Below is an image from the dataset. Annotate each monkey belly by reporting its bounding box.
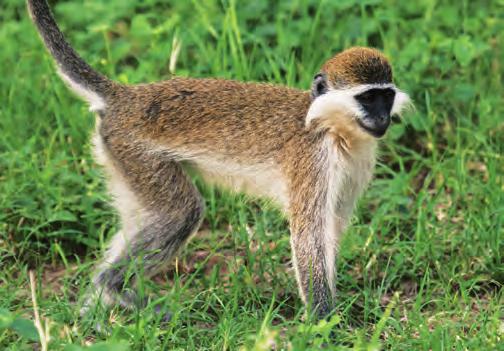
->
[189,156,289,211]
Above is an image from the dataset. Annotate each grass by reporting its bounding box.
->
[0,0,503,349]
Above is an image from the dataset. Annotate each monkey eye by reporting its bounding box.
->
[383,89,395,100]
[357,88,396,105]
[357,91,374,104]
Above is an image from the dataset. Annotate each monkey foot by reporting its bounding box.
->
[153,304,172,324]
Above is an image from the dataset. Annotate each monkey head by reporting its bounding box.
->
[306,47,411,138]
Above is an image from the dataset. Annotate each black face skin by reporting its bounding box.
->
[355,88,395,138]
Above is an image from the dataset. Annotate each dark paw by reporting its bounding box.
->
[153,304,172,324]
[140,297,172,325]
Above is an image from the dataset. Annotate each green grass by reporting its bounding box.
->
[1,0,503,349]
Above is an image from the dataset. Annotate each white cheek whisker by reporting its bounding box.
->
[391,89,413,116]
[305,89,364,127]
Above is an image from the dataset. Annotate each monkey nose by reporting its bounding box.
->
[357,113,391,138]
[373,113,391,135]
[376,113,391,128]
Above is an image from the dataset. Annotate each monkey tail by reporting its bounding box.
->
[27,0,116,112]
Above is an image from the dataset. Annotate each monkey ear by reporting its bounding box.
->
[311,73,328,100]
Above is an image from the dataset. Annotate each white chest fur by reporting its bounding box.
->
[323,136,377,295]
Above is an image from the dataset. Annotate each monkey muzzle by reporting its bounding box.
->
[356,112,391,138]
[355,87,395,138]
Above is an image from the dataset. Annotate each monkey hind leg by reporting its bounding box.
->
[86,144,204,313]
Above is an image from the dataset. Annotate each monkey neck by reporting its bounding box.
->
[331,132,377,202]
[323,130,377,220]
[326,125,377,161]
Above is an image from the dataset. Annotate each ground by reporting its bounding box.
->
[0,0,502,350]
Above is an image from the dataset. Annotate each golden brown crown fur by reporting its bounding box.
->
[321,47,393,88]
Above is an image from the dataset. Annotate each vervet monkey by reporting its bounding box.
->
[27,0,410,319]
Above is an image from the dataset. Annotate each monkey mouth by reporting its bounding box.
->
[356,115,390,138]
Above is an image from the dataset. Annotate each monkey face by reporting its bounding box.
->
[354,87,395,137]
[306,79,410,139]
[306,47,411,138]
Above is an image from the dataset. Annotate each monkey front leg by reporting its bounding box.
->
[290,223,336,318]
[289,178,340,319]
